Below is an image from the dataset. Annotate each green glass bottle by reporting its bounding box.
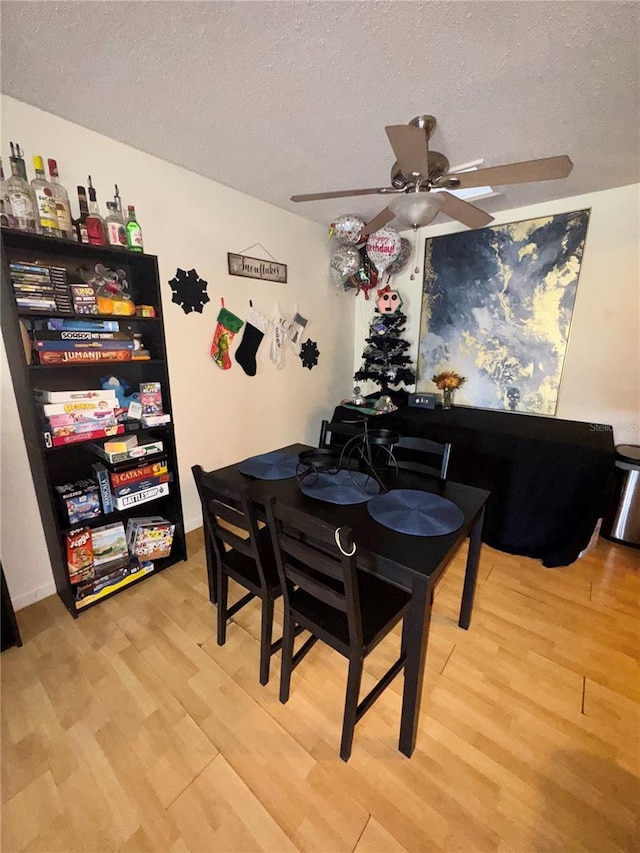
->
[126,204,143,253]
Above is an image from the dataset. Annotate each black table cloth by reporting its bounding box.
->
[332,403,616,567]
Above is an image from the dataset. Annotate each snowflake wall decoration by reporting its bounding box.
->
[300,339,320,370]
[168,268,210,314]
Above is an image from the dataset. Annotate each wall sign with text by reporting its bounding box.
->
[227,253,287,283]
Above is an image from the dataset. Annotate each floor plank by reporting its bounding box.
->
[1,531,638,852]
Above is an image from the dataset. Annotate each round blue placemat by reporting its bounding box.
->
[367,489,464,536]
[238,451,299,480]
[299,469,381,505]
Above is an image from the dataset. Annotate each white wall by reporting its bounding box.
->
[1,95,355,609]
[354,184,640,440]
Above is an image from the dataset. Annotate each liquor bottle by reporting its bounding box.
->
[5,146,37,232]
[86,176,105,246]
[11,142,28,180]
[105,201,127,248]
[31,155,61,237]
[47,159,75,240]
[0,158,18,228]
[126,205,143,252]
[114,184,123,217]
[76,186,90,243]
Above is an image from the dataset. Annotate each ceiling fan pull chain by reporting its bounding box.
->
[410,226,420,280]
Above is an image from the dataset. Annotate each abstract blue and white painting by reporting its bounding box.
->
[417,210,590,414]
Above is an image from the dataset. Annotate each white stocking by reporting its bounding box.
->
[269,304,291,369]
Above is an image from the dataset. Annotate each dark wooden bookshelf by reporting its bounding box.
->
[1,228,187,618]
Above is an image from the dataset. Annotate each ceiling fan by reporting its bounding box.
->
[291,115,573,235]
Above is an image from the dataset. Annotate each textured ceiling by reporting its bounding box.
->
[1,1,639,227]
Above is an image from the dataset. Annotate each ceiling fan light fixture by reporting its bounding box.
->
[388,193,444,228]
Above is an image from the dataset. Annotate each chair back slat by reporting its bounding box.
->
[393,435,452,480]
[284,562,348,612]
[279,534,344,582]
[266,498,362,645]
[319,419,366,449]
[210,498,251,531]
[192,464,270,586]
[212,523,254,557]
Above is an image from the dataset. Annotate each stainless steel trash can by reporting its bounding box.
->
[602,444,640,547]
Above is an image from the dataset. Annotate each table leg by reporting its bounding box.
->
[459,506,485,630]
[399,574,432,757]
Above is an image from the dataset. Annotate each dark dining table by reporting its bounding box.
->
[332,403,616,567]
[207,443,490,757]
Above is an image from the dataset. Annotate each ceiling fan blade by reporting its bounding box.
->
[361,207,395,236]
[451,155,574,189]
[437,192,494,229]
[385,125,430,178]
[291,187,395,202]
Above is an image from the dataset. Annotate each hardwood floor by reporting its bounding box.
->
[2,530,638,852]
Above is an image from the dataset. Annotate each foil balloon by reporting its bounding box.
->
[331,214,366,246]
[329,245,360,290]
[347,245,378,299]
[366,227,401,280]
[386,237,412,276]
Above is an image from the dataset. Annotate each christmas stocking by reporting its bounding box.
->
[269,303,291,369]
[210,305,243,370]
[288,310,308,356]
[235,303,269,376]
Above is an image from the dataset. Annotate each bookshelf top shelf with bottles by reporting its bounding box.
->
[0,227,156,261]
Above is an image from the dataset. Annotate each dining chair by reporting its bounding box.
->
[192,465,282,685]
[318,418,367,449]
[392,435,452,481]
[265,497,411,761]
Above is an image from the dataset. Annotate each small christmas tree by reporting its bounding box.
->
[354,287,415,397]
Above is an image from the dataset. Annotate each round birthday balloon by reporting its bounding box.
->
[366,227,401,279]
[332,214,366,246]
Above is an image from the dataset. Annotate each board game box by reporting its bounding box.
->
[109,459,168,489]
[91,522,128,570]
[55,479,101,524]
[65,527,95,584]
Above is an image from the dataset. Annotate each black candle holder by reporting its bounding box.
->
[298,425,400,493]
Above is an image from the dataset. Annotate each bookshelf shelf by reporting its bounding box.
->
[18,310,161,322]
[29,359,165,371]
[1,228,187,618]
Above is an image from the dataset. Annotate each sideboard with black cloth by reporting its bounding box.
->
[332,404,615,567]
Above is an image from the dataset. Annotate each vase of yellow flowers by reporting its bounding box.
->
[432,371,466,409]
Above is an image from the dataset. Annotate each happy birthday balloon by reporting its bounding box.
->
[366,227,401,279]
[331,214,366,246]
[386,237,412,276]
[329,245,360,289]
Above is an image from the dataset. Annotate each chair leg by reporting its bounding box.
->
[204,534,217,604]
[259,595,274,686]
[279,611,296,704]
[217,570,228,646]
[340,656,363,761]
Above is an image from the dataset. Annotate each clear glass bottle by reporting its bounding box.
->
[76,185,90,243]
[6,151,37,232]
[105,201,127,248]
[31,155,61,237]
[47,159,75,240]
[1,158,18,228]
[126,205,143,252]
[114,184,123,217]
[86,176,105,246]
